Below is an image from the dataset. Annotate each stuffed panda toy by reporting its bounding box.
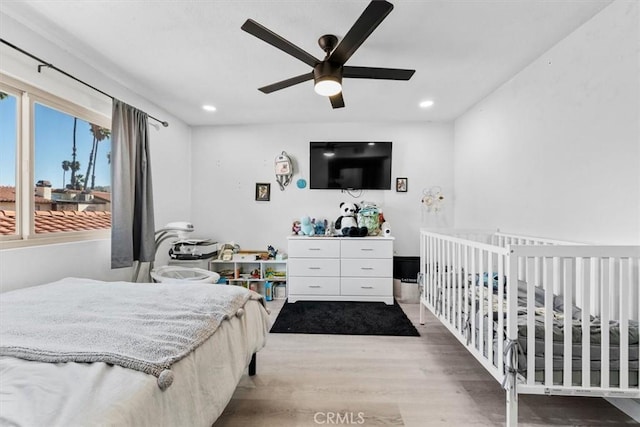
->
[335,202,368,237]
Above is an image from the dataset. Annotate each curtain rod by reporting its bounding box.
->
[0,38,169,127]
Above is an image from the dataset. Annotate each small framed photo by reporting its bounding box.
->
[255,183,271,201]
[396,177,408,193]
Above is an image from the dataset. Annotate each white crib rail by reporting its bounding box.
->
[420,229,510,383]
[509,245,640,396]
[494,231,578,247]
[420,229,640,426]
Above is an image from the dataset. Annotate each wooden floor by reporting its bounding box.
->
[214,299,636,427]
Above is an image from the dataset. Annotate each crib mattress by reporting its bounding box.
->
[447,282,640,388]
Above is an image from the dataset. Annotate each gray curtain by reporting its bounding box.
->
[110,99,156,269]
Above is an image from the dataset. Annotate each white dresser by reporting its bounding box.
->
[287,236,394,305]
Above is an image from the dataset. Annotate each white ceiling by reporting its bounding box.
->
[1,0,612,127]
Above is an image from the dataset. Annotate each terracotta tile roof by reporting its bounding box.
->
[0,186,51,204]
[0,210,111,235]
[91,191,111,203]
[0,210,16,235]
[0,186,16,203]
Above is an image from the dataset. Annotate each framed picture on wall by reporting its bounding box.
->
[255,183,271,201]
[396,177,408,193]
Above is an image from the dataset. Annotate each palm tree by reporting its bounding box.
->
[70,117,78,188]
[74,174,85,190]
[0,92,7,100]
[84,124,111,190]
[61,160,70,188]
[69,161,81,189]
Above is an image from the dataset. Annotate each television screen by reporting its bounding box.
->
[309,141,392,190]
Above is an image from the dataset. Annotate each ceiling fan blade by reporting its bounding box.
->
[328,0,394,65]
[343,66,415,80]
[242,19,320,67]
[329,92,345,109]
[258,72,314,93]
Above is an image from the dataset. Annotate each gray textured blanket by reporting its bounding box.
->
[0,278,262,390]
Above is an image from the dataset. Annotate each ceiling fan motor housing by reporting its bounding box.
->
[314,61,342,83]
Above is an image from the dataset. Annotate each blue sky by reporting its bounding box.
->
[0,95,111,190]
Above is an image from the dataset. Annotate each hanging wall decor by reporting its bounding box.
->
[274,151,293,191]
[421,186,444,213]
[255,183,271,201]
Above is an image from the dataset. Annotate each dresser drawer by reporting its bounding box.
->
[341,259,393,277]
[288,277,340,295]
[341,278,391,296]
[288,239,340,258]
[288,258,340,277]
[340,239,393,259]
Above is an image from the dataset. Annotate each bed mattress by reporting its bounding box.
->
[0,295,269,426]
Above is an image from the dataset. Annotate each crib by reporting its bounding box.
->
[418,229,640,426]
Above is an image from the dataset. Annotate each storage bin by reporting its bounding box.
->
[393,279,419,303]
[393,256,420,283]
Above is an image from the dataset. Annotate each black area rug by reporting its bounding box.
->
[270,300,419,336]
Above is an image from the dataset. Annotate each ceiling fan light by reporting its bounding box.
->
[313,62,342,97]
[314,79,342,97]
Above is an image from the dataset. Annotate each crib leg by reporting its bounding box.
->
[506,387,518,426]
[419,299,425,325]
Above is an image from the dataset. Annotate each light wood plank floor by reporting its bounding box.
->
[214,299,636,427]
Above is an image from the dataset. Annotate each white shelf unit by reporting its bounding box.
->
[209,258,287,299]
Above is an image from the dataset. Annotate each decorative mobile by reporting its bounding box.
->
[421,186,445,213]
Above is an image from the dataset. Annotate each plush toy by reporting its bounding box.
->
[314,218,327,236]
[267,245,278,259]
[335,202,368,237]
[300,216,315,236]
[292,220,301,235]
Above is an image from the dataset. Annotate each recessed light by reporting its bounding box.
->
[419,100,434,108]
[202,105,217,112]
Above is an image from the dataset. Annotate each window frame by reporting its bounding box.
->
[0,74,111,249]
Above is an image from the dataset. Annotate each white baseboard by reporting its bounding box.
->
[606,398,640,423]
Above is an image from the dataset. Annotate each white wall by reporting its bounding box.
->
[0,12,193,291]
[453,0,639,244]
[190,122,454,257]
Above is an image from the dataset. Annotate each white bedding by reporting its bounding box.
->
[0,287,269,427]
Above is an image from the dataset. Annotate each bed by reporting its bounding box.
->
[0,277,270,426]
[419,229,639,426]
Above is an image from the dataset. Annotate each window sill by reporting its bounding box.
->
[0,229,111,250]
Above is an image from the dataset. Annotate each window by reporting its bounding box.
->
[0,75,111,246]
[0,89,18,236]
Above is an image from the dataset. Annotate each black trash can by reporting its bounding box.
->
[393,256,420,303]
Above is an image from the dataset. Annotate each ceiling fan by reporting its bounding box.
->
[241,0,415,109]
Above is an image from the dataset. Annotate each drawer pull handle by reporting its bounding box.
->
[361,267,374,270]
[308,267,321,270]
[308,248,321,251]
[361,286,374,289]
[309,285,321,288]
[361,248,374,251]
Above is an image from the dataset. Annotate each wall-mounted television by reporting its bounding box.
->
[309,141,392,190]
